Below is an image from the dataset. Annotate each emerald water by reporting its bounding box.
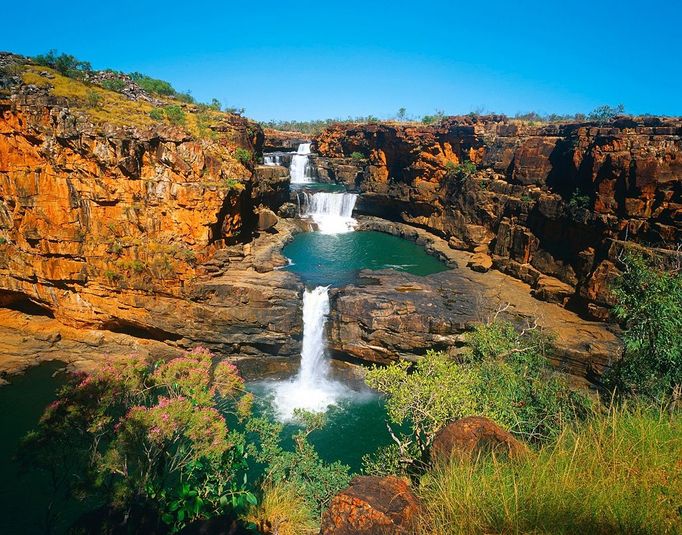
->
[283,230,448,287]
[0,362,71,534]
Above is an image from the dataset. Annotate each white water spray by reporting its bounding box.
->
[290,143,313,184]
[271,286,350,420]
[263,154,282,166]
[300,192,358,234]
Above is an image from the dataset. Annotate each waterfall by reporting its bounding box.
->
[290,143,312,183]
[300,192,358,234]
[263,154,282,166]
[272,286,349,420]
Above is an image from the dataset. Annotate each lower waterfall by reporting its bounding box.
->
[271,286,350,420]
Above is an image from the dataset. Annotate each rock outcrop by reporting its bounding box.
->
[0,65,302,369]
[430,416,528,463]
[328,217,621,381]
[314,117,682,319]
[320,476,420,535]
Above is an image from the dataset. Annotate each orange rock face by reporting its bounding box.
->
[314,116,682,317]
[0,96,302,361]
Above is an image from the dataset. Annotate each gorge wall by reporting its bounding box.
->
[313,117,682,319]
[0,68,301,368]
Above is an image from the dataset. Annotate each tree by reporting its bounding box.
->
[397,107,407,121]
[604,251,682,402]
[20,348,256,533]
[588,104,625,125]
[363,321,591,475]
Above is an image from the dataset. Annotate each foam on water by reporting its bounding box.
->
[299,191,358,234]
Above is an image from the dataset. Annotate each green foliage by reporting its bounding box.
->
[604,252,682,402]
[588,104,625,124]
[445,160,477,181]
[84,89,101,109]
[397,107,407,121]
[103,269,123,284]
[32,50,92,79]
[209,98,222,111]
[422,110,445,125]
[233,147,252,166]
[149,108,164,121]
[20,348,255,533]
[175,91,195,104]
[100,78,126,92]
[246,409,352,513]
[417,404,682,535]
[163,105,186,126]
[364,321,591,474]
[0,236,6,245]
[350,151,365,161]
[129,72,176,96]
[567,189,591,214]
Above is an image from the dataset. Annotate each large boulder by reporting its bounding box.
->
[430,416,527,463]
[320,476,420,535]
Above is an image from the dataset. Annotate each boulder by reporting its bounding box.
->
[430,416,527,463]
[468,252,493,272]
[320,476,420,535]
[256,208,278,231]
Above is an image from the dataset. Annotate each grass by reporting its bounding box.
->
[417,405,682,534]
[246,483,318,535]
[21,65,233,139]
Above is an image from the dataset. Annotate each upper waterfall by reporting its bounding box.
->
[300,192,358,234]
[290,143,313,184]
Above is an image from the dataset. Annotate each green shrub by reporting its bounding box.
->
[103,269,123,283]
[233,148,252,166]
[163,105,186,125]
[350,151,365,161]
[129,72,176,95]
[149,108,164,121]
[33,50,92,79]
[364,321,590,474]
[246,410,351,513]
[568,189,591,214]
[0,236,6,245]
[19,349,257,533]
[445,160,476,181]
[588,104,625,125]
[417,405,682,535]
[604,252,682,402]
[101,78,126,92]
[84,89,102,109]
[175,91,195,104]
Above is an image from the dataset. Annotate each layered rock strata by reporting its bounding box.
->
[314,117,682,319]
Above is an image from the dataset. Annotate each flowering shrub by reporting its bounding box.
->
[21,348,256,533]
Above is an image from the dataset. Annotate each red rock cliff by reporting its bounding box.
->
[313,116,682,318]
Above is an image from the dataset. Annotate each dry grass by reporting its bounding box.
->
[417,405,682,534]
[245,482,318,535]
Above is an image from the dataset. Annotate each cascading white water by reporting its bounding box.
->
[271,286,350,420]
[263,154,282,166]
[290,143,312,183]
[300,192,358,234]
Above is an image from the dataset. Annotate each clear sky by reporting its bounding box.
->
[2,0,680,121]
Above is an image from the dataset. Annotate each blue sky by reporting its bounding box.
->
[3,0,680,120]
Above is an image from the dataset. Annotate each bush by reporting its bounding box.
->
[246,410,351,513]
[84,89,101,109]
[364,321,590,474]
[233,148,252,166]
[604,252,682,402]
[163,105,186,126]
[129,72,176,96]
[588,104,625,125]
[149,108,164,121]
[350,151,365,161]
[101,78,126,92]
[19,349,256,533]
[445,160,476,181]
[568,189,591,214]
[417,405,682,535]
[33,50,92,79]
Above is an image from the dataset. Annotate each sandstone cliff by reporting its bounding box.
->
[0,55,300,366]
[313,116,682,318]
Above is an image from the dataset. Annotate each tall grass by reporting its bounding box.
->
[246,482,318,535]
[418,405,681,534]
